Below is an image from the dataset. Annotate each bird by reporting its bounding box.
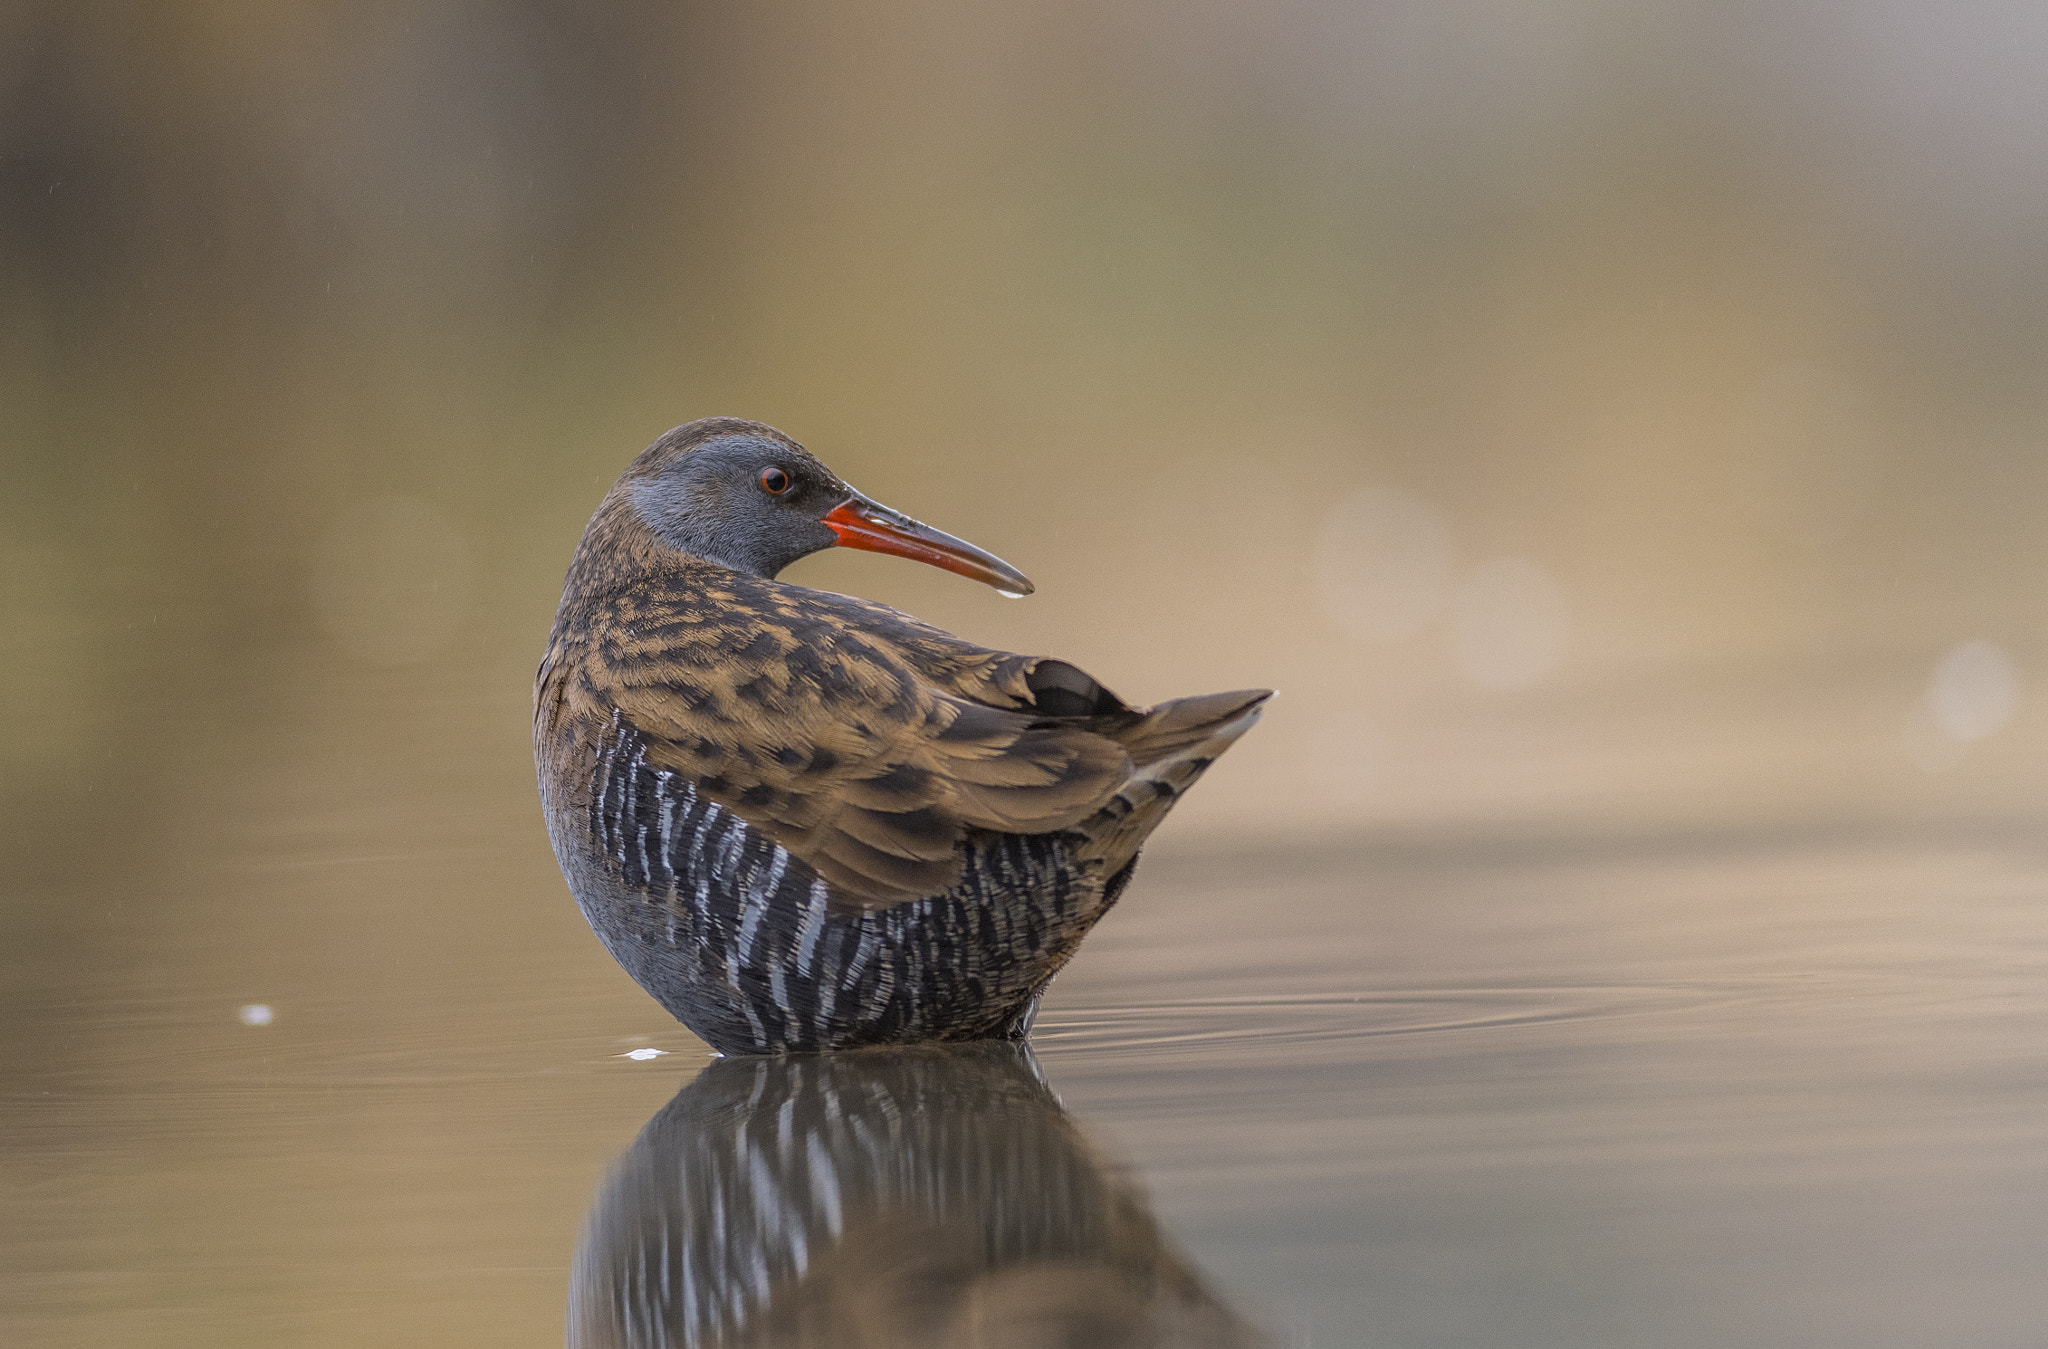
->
[535,417,1269,1056]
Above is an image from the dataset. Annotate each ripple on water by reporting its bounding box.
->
[1032,983,1755,1065]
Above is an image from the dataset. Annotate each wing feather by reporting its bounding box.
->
[561,569,1139,910]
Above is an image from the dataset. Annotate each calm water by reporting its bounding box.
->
[9,775,2048,1346]
[15,3,2048,1343]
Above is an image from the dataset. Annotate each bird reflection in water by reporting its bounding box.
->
[569,1042,1266,1348]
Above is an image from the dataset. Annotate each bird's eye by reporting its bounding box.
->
[759,466,793,496]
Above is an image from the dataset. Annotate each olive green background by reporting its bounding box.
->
[7,5,2048,1345]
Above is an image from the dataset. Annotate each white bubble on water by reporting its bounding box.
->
[238,1004,274,1026]
[1928,640,2018,743]
[620,1047,668,1061]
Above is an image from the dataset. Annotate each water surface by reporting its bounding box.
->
[13,5,2048,1343]
[9,806,2048,1346]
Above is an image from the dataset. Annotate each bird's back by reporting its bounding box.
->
[537,557,1267,1053]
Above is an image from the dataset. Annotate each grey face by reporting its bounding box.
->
[629,434,849,579]
[620,418,1036,595]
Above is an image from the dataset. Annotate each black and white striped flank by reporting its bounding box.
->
[568,715,1130,1056]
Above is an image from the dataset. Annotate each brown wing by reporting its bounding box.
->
[556,568,1138,910]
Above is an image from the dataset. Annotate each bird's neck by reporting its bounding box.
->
[554,494,752,621]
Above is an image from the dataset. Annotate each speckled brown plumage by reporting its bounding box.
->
[535,418,1269,1054]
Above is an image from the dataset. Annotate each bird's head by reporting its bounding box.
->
[621,418,1034,596]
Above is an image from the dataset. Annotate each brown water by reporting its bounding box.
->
[13,4,2048,1343]
[9,726,2048,1347]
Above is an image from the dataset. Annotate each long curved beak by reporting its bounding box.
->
[820,492,1035,597]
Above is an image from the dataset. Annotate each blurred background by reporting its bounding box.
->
[7,2,2048,1344]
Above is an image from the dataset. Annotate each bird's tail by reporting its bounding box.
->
[1078,688,1273,874]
